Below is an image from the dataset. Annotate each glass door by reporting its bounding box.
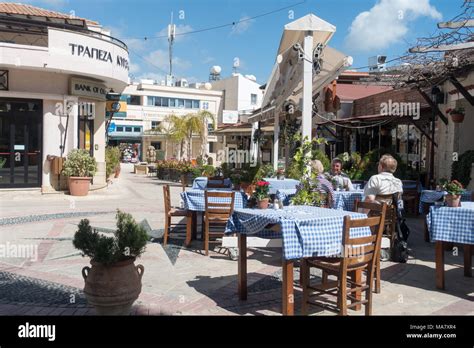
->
[0,99,42,188]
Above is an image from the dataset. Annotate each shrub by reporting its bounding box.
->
[73,210,149,265]
[451,150,474,187]
[254,164,275,182]
[62,149,97,177]
[105,146,121,178]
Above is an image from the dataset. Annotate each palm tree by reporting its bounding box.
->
[165,114,188,160]
[185,110,216,161]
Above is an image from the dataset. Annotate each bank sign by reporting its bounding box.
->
[70,78,107,101]
[48,28,129,85]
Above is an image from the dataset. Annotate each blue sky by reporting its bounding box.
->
[13,0,462,84]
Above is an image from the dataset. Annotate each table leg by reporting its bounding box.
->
[282,259,294,316]
[350,270,362,311]
[191,212,197,240]
[436,241,445,290]
[238,234,247,301]
[464,244,472,278]
[423,216,430,243]
[185,211,192,247]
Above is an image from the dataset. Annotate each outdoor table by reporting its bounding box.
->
[263,178,300,195]
[426,201,474,290]
[276,188,364,211]
[226,205,370,315]
[180,189,247,245]
[419,190,473,214]
[192,176,232,189]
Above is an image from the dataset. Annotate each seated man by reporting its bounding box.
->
[364,154,403,204]
[325,158,354,191]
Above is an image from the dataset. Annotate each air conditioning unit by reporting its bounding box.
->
[175,79,188,88]
[368,55,387,72]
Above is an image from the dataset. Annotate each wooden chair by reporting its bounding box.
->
[374,194,398,249]
[402,180,420,215]
[354,200,388,293]
[163,185,191,246]
[203,191,235,255]
[301,208,386,316]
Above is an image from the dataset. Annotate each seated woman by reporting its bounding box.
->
[295,160,334,207]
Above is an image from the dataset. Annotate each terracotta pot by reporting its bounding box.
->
[114,165,121,178]
[257,198,269,209]
[450,113,464,123]
[445,194,461,207]
[82,258,144,315]
[68,177,91,196]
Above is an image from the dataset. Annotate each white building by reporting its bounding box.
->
[110,81,223,162]
[0,3,129,191]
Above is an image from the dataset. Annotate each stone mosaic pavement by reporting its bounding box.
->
[0,164,472,316]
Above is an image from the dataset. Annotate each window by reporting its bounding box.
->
[133,127,141,133]
[208,122,215,132]
[151,142,162,150]
[125,127,132,132]
[185,99,192,109]
[192,100,200,109]
[161,98,169,107]
[151,121,161,129]
[251,94,257,105]
[116,126,124,132]
[177,99,185,108]
[169,98,176,107]
[128,95,141,105]
[202,102,209,110]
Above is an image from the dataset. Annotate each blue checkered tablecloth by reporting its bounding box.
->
[264,178,300,195]
[192,177,232,189]
[426,202,474,244]
[419,190,472,214]
[276,189,364,211]
[181,189,247,212]
[226,205,371,260]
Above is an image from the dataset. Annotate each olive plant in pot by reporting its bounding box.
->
[253,180,270,209]
[62,149,97,196]
[73,210,149,315]
[105,146,121,181]
[443,180,464,207]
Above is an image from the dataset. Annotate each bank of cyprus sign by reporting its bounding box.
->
[70,78,107,101]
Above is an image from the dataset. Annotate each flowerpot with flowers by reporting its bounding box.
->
[443,180,464,207]
[73,210,149,315]
[254,180,270,209]
[62,149,97,196]
[446,106,465,123]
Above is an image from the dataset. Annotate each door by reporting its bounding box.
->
[0,99,42,188]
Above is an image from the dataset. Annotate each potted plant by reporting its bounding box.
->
[62,149,97,196]
[73,210,149,315]
[230,173,243,191]
[446,106,465,123]
[276,168,285,180]
[254,180,270,209]
[443,180,464,207]
[105,147,121,181]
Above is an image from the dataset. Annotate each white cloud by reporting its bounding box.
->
[345,0,442,52]
[231,16,254,35]
[145,49,191,72]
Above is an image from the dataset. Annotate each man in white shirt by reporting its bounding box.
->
[325,158,354,191]
[364,154,403,202]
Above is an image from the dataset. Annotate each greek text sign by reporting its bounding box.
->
[70,78,107,101]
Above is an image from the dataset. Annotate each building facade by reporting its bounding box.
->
[0,4,129,192]
[109,81,223,162]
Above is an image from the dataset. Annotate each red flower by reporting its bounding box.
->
[257,181,269,187]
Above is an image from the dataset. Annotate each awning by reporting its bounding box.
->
[215,125,274,135]
[249,46,350,123]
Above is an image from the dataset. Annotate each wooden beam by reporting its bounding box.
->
[438,19,474,29]
[417,88,449,125]
[448,76,474,106]
[409,42,474,53]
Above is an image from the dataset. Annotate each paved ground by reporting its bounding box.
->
[0,164,472,316]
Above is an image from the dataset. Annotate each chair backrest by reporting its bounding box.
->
[354,200,386,216]
[204,190,235,220]
[375,194,399,223]
[163,185,171,213]
[340,204,386,271]
[207,177,227,189]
